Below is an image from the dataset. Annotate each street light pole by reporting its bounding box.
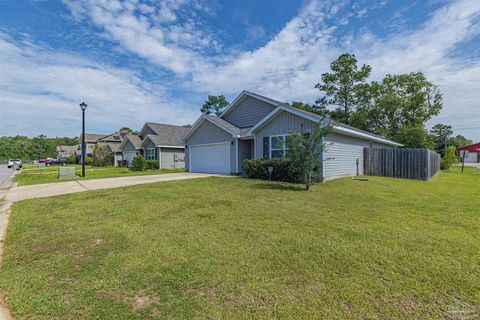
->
[80,102,87,177]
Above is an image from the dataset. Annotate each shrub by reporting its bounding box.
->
[144,160,159,170]
[92,144,113,167]
[440,158,451,170]
[440,146,457,170]
[85,156,93,166]
[130,155,145,171]
[67,154,77,164]
[243,158,322,184]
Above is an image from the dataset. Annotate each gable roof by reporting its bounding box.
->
[56,145,78,152]
[105,143,122,153]
[139,122,189,138]
[184,91,403,147]
[220,91,287,118]
[119,134,142,150]
[181,114,249,142]
[81,133,110,143]
[142,133,186,148]
[97,132,124,143]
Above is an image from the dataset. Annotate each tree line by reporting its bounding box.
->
[0,135,78,161]
[200,53,472,156]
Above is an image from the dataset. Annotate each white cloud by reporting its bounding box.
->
[2,0,479,141]
[0,33,198,137]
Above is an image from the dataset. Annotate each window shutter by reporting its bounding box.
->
[263,137,269,159]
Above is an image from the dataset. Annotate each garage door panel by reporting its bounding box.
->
[190,143,230,174]
[124,152,137,166]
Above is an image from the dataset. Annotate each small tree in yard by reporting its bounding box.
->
[92,144,112,167]
[287,121,331,190]
[130,155,145,171]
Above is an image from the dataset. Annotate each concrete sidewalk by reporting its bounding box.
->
[2,172,219,202]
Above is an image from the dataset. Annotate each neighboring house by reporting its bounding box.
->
[181,91,403,180]
[119,134,143,166]
[457,143,480,163]
[141,135,186,169]
[79,133,111,160]
[97,132,127,166]
[102,142,124,166]
[78,132,127,164]
[56,145,78,159]
[138,123,188,169]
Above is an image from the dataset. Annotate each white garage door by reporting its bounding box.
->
[190,143,230,174]
[123,151,137,166]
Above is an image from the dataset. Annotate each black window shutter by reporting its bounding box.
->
[263,137,269,159]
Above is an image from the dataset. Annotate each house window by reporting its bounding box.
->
[145,148,156,160]
[270,135,290,158]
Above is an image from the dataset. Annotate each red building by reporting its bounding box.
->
[457,143,480,163]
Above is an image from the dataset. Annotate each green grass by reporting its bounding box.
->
[15,165,185,186]
[0,168,479,319]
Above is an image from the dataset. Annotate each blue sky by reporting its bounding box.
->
[0,0,479,141]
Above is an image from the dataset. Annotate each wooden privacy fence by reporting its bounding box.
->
[364,148,440,180]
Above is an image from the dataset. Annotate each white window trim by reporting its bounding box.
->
[270,134,290,159]
[145,148,156,160]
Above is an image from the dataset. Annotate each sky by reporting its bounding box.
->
[0,0,479,141]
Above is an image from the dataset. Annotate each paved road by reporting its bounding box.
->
[0,165,13,189]
[4,172,226,202]
[0,166,14,319]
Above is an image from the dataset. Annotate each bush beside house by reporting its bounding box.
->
[130,155,145,171]
[144,160,159,170]
[243,158,322,184]
[130,156,160,171]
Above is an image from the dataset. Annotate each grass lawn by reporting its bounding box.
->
[0,167,479,319]
[15,164,185,186]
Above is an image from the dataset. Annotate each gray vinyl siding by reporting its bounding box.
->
[252,110,395,179]
[160,147,185,169]
[184,119,236,173]
[122,140,138,152]
[143,139,157,160]
[223,96,276,128]
[323,133,392,179]
[254,111,317,158]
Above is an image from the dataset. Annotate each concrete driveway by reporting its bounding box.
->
[3,172,222,202]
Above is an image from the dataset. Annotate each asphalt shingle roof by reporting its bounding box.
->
[124,134,142,149]
[144,123,189,146]
[98,132,124,142]
[82,133,110,142]
[205,115,244,136]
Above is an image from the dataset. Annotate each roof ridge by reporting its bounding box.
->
[145,122,187,128]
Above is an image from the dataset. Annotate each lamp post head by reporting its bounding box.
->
[80,102,87,111]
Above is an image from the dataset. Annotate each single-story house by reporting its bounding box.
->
[124,122,189,169]
[457,143,480,163]
[79,133,110,161]
[141,134,186,169]
[56,145,78,159]
[104,143,124,166]
[119,134,143,166]
[181,91,403,180]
